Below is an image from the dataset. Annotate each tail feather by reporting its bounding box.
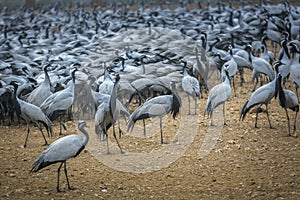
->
[240,100,260,121]
[30,153,47,173]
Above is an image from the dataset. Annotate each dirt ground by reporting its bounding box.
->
[0,67,299,200]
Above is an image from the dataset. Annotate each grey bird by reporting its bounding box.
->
[26,64,54,107]
[205,67,232,126]
[11,81,52,148]
[246,45,275,91]
[95,74,126,153]
[240,62,281,128]
[30,121,89,192]
[127,81,181,144]
[181,60,200,115]
[40,68,77,135]
[275,73,299,137]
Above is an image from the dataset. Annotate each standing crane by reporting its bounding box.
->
[26,64,53,106]
[205,67,232,126]
[98,68,114,95]
[240,61,281,128]
[246,45,275,91]
[275,73,299,137]
[40,68,77,135]
[289,42,300,97]
[11,81,52,148]
[181,60,200,115]
[95,74,126,153]
[127,81,181,144]
[30,121,89,192]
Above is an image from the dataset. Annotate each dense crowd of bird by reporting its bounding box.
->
[0,0,299,191]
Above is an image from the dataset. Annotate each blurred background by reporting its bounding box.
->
[0,0,299,11]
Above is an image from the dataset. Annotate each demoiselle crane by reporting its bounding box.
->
[240,61,282,128]
[40,68,77,135]
[205,67,232,126]
[181,60,200,115]
[127,81,181,144]
[30,121,89,192]
[11,81,52,148]
[275,73,299,137]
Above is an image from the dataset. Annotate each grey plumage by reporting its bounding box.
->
[26,64,53,107]
[240,62,281,128]
[11,82,52,148]
[127,81,181,144]
[205,68,232,126]
[246,45,275,91]
[181,60,200,115]
[40,68,77,134]
[95,74,126,153]
[30,121,89,192]
[275,73,299,136]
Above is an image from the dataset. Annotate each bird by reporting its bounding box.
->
[222,53,237,96]
[181,60,200,115]
[30,121,89,192]
[127,81,181,144]
[289,42,300,97]
[26,64,54,107]
[246,45,275,91]
[10,81,52,148]
[275,73,299,137]
[240,61,281,129]
[40,68,77,135]
[98,68,114,95]
[95,74,126,153]
[204,67,232,126]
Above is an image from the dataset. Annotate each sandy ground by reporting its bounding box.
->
[0,68,299,200]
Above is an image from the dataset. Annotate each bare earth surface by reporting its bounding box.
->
[0,68,299,200]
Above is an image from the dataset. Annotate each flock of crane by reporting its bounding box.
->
[0,0,299,192]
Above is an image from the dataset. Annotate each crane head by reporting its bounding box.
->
[78,121,88,129]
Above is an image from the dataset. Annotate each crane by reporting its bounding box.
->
[275,73,299,137]
[30,121,89,192]
[181,60,200,115]
[40,68,77,135]
[95,74,126,153]
[26,64,53,106]
[127,81,181,144]
[10,81,52,148]
[205,67,232,126]
[240,61,281,128]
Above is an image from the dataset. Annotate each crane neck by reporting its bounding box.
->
[275,75,286,107]
[79,127,89,146]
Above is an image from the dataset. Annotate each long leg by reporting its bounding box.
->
[232,77,236,97]
[24,122,30,148]
[104,127,110,154]
[194,97,197,115]
[35,122,48,146]
[187,95,191,115]
[64,161,75,190]
[143,119,146,137]
[160,117,163,144]
[223,102,227,126]
[59,115,67,135]
[118,118,123,139]
[59,116,63,135]
[265,104,273,129]
[113,124,124,154]
[252,77,258,92]
[293,111,298,136]
[210,111,214,126]
[284,108,291,136]
[255,105,259,128]
[239,67,245,86]
[57,162,64,192]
